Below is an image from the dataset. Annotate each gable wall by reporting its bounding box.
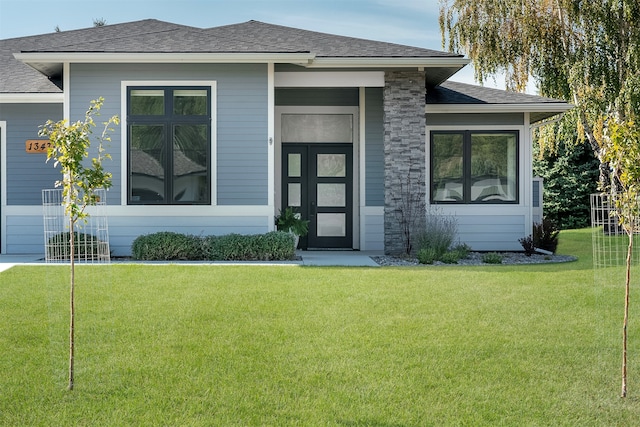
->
[70,63,269,206]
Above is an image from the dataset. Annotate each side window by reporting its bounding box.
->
[431,131,518,204]
[128,87,211,205]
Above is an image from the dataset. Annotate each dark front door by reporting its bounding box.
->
[282,143,353,249]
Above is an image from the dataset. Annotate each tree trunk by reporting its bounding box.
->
[621,231,631,398]
[68,216,75,391]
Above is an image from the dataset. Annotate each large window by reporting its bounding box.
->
[431,131,518,204]
[128,87,211,204]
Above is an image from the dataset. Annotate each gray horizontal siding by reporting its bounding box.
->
[456,214,526,251]
[275,88,359,106]
[70,63,269,206]
[426,113,524,126]
[2,213,271,255]
[4,214,44,255]
[364,212,384,251]
[365,88,384,206]
[0,103,63,205]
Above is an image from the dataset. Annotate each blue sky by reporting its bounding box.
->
[0,0,509,89]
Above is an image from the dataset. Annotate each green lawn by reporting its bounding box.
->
[1,228,639,426]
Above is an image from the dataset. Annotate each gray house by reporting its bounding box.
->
[0,19,570,256]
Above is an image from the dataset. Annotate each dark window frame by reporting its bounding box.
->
[127,86,212,205]
[430,130,519,204]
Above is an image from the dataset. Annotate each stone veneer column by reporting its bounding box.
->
[383,71,427,255]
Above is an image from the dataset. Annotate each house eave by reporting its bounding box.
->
[13,52,317,76]
[425,103,573,123]
[305,57,470,69]
[0,93,64,103]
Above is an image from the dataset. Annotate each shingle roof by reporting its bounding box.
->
[0,18,571,119]
[426,81,571,122]
[204,21,459,58]
[1,19,464,94]
[427,81,566,105]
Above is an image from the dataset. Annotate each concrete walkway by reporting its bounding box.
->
[0,251,382,273]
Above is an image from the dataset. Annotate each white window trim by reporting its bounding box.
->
[120,80,217,210]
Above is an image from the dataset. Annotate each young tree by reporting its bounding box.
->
[601,119,640,398]
[39,98,119,391]
[439,0,640,186]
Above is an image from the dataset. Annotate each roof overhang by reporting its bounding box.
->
[305,57,469,69]
[13,52,317,76]
[14,52,469,87]
[426,103,573,124]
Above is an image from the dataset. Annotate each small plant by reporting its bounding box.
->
[533,217,560,253]
[440,251,462,264]
[275,207,309,237]
[451,243,471,259]
[518,235,536,256]
[482,252,503,264]
[47,231,106,261]
[417,247,439,264]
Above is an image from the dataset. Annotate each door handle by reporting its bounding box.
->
[310,201,316,216]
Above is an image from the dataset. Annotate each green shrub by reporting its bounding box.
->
[440,251,462,264]
[47,231,106,260]
[417,248,440,264]
[132,231,295,261]
[204,232,295,261]
[131,232,204,260]
[451,243,471,259]
[533,217,560,253]
[482,252,503,264]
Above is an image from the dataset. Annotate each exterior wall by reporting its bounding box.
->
[365,88,384,207]
[383,71,426,255]
[0,103,62,205]
[426,113,531,251]
[70,63,269,206]
[29,63,273,256]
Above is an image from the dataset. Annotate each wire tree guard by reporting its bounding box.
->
[591,192,639,397]
[591,193,640,269]
[42,188,110,263]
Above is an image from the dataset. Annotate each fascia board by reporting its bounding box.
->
[14,52,316,64]
[0,93,64,103]
[305,57,470,68]
[425,103,573,114]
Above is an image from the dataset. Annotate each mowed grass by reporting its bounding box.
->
[1,229,639,426]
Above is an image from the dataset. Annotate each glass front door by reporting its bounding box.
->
[282,143,353,249]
